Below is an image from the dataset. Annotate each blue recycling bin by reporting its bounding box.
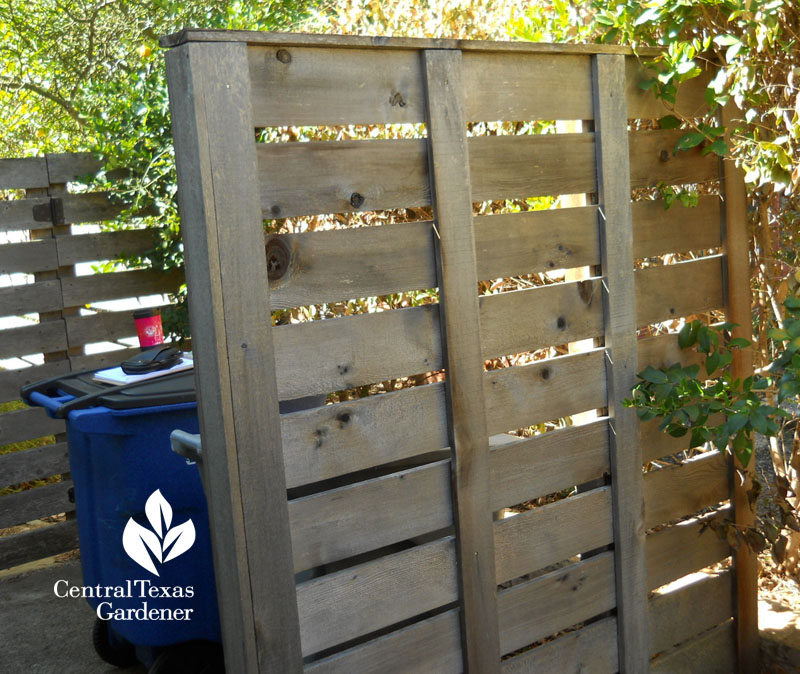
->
[23,369,222,671]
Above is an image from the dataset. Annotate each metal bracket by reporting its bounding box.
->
[32,197,65,225]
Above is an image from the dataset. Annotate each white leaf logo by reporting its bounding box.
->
[122,489,195,576]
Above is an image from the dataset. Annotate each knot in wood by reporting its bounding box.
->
[276,49,292,64]
[389,91,406,108]
[265,237,290,281]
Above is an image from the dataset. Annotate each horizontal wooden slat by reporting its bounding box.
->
[636,256,724,327]
[0,321,67,359]
[0,158,48,189]
[0,406,64,447]
[633,195,722,258]
[464,52,593,122]
[470,133,596,201]
[0,518,79,569]
[296,537,458,656]
[650,620,735,674]
[0,280,62,317]
[56,229,156,266]
[498,551,616,655]
[485,349,607,435]
[494,487,613,583]
[0,480,74,529]
[248,48,595,126]
[481,278,603,358]
[45,152,104,184]
[489,419,610,510]
[0,192,124,232]
[65,308,168,348]
[289,460,452,572]
[630,129,720,188]
[626,60,714,120]
[68,346,141,372]
[0,442,70,488]
[61,268,183,306]
[267,221,436,310]
[643,450,729,529]
[265,198,719,310]
[0,361,71,404]
[501,616,618,674]
[646,509,731,591]
[304,609,461,674]
[280,382,448,489]
[0,239,58,274]
[274,304,440,400]
[649,570,733,657]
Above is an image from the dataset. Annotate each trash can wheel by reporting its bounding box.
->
[148,640,225,674]
[92,618,138,668]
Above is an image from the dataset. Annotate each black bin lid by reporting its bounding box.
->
[56,370,196,410]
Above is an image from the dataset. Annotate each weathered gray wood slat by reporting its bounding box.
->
[650,620,735,674]
[0,321,67,360]
[497,552,617,656]
[166,40,302,673]
[649,570,733,657]
[0,479,74,529]
[64,308,166,348]
[45,152,104,184]
[243,42,705,125]
[0,406,64,446]
[500,616,618,674]
[0,157,49,189]
[489,419,610,510]
[0,518,79,569]
[296,537,458,656]
[0,239,58,274]
[248,47,594,125]
[494,487,613,583]
[0,361,70,404]
[56,229,155,266]
[303,609,462,674]
[60,268,183,307]
[0,442,70,488]
[645,509,731,592]
[280,381,447,489]
[485,349,607,435]
[288,460,452,572]
[643,451,729,529]
[422,48,500,673]
[635,256,724,326]
[256,130,718,219]
[265,197,720,310]
[0,192,124,232]
[0,280,63,316]
[592,53,650,673]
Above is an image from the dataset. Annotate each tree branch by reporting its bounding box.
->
[0,77,82,123]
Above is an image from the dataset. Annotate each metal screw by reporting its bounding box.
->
[350,192,365,208]
[276,49,292,64]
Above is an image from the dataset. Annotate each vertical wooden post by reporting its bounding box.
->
[165,41,302,674]
[591,54,650,672]
[422,49,501,674]
[720,103,759,674]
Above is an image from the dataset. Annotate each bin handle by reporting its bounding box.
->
[20,365,107,404]
[171,430,203,464]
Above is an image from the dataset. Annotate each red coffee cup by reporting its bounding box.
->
[133,308,164,350]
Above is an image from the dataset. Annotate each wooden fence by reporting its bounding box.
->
[164,31,756,673]
[0,153,182,569]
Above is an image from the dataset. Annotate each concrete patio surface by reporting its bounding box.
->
[0,556,145,674]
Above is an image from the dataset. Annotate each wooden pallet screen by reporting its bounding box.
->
[0,153,182,569]
[164,31,754,674]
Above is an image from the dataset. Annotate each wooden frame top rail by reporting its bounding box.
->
[162,29,664,56]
